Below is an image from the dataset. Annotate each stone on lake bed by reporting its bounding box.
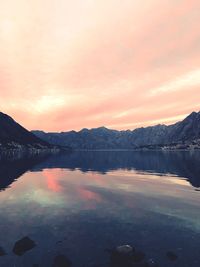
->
[110,245,133,267]
[130,259,159,267]
[132,251,146,263]
[52,254,72,267]
[13,236,36,256]
[0,246,7,256]
[109,245,160,267]
[110,245,138,267]
[116,245,134,255]
[166,251,178,261]
[145,259,159,267]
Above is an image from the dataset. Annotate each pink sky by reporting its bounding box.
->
[0,0,200,131]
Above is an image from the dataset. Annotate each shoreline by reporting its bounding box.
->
[71,148,200,152]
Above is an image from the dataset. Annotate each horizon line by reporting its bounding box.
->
[31,111,200,133]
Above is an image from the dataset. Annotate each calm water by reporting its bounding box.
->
[0,150,200,267]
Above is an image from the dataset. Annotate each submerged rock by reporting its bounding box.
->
[110,245,134,267]
[132,251,146,263]
[0,246,6,256]
[166,251,178,261]
[108,245,160,267]
[116,245,134,255]
[145,259,159,267]
[109,245,146,267]
[52,254,72,267]
[13,236,36,256]
[128,259,159,267]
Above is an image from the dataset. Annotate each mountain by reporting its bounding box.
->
[0,112,53,150]
[167,111,200,143]
[32,111,200,150]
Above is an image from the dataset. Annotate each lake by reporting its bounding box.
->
[0,150,200,267]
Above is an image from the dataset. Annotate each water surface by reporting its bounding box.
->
[0,151,200,267]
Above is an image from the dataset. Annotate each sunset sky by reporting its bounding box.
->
[0,0,200,131]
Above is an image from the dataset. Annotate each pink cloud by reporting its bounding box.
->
[0,0,200,131]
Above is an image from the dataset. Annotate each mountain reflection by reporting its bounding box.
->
[33,151,200,188]
[0,151,50,191]
[0,150,200,191]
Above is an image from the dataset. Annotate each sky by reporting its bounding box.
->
[0,0,200,132]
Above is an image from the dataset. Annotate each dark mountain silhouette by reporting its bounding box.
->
[0,112,53,150]
[32,111,200,149]
[167,111,200,143]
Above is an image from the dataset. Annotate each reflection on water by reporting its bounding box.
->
[33,150,200,187]
[0,150,200,267]
[0,152,51,191]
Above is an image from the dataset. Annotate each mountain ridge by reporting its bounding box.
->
[32,111,200,150]
[0,111,55,150]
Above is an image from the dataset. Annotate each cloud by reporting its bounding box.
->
[150,69,200,96]
[0,0,200,130]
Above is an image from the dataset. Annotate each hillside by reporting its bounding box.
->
[0,112,53,150]
[32,111,200,150]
